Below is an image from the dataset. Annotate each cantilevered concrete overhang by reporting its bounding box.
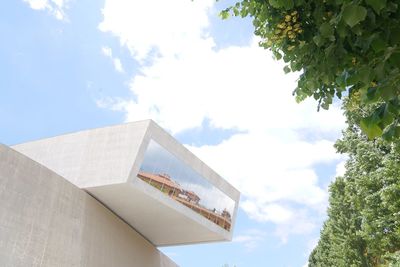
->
[12,120,240,246]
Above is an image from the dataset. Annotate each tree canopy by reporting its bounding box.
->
[308,101,400,266]
[219,2,400,263]
[221,0,400,140]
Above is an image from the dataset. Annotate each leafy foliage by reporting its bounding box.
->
[308,102,400,266]
[221,0,400,140]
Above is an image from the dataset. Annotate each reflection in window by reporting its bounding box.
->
[138,140,235,231]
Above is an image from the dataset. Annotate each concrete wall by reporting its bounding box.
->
[12,121,150,188]
[0,144,178,267]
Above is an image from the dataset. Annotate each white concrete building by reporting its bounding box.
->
[0,120,240,266]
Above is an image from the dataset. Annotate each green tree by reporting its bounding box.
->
[309,177,370,267]
[308,101,400,266]
[221,0,400,140]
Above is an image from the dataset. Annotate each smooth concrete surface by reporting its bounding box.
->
[12,120,240,245]
[0,144,178,267]
[12,121,150,188]
[88,182,229,246]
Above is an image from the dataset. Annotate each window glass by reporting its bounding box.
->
[138,140,235,231]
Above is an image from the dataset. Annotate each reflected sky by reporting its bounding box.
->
[139,140,235,220]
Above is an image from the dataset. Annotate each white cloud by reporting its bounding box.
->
[98,0,346,241]
[101,46,113,57]
[241,202,293,224]
[335,159,346,177]
[187,132,343,220]
[103,41,344,135]
[113,58,124,73]
[99,0,215,62]
[233,229,266,251]
[24,0,48,10]
[273,210,317,244]
[23,0,69,20]
[101,46,125,73]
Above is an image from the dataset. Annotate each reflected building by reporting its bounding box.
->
[137,171,232,231]
[4,120,240,266]
[137,139,235,232]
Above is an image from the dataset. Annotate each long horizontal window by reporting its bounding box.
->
[138,140,235,231]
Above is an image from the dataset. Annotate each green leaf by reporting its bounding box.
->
[374,62,385,79]
[351,24,363,36]
[269,0,282,8]
[365,87,379,103]
[371,38,386,52]
[269,0,293,9]
[382,122,397,140]
[336,22,348,38]
[281,0,294,9]
[321,102,329,110]
[283,65,291,73]
[335,73,346,88]
[389,52,400,68]
[395,126,400,138]
[320,22,334,37]
[233,7,239,16]
[365,0,386,14]
[273,51,282,60]
[240,8,249,17]
[380,105,394,126]
[346,74,360,86]
[342,4,367,27]
[389,27,400,45]
[345,67,373,88]
[379,86,396,101]
[313,35,324,47]
[219,9,230,20]
[358,67,373,84]
[387,100,400,115]
[360,116,383,139]
[387,2,398,12]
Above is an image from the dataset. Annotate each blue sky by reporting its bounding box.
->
[1,1,347,266]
